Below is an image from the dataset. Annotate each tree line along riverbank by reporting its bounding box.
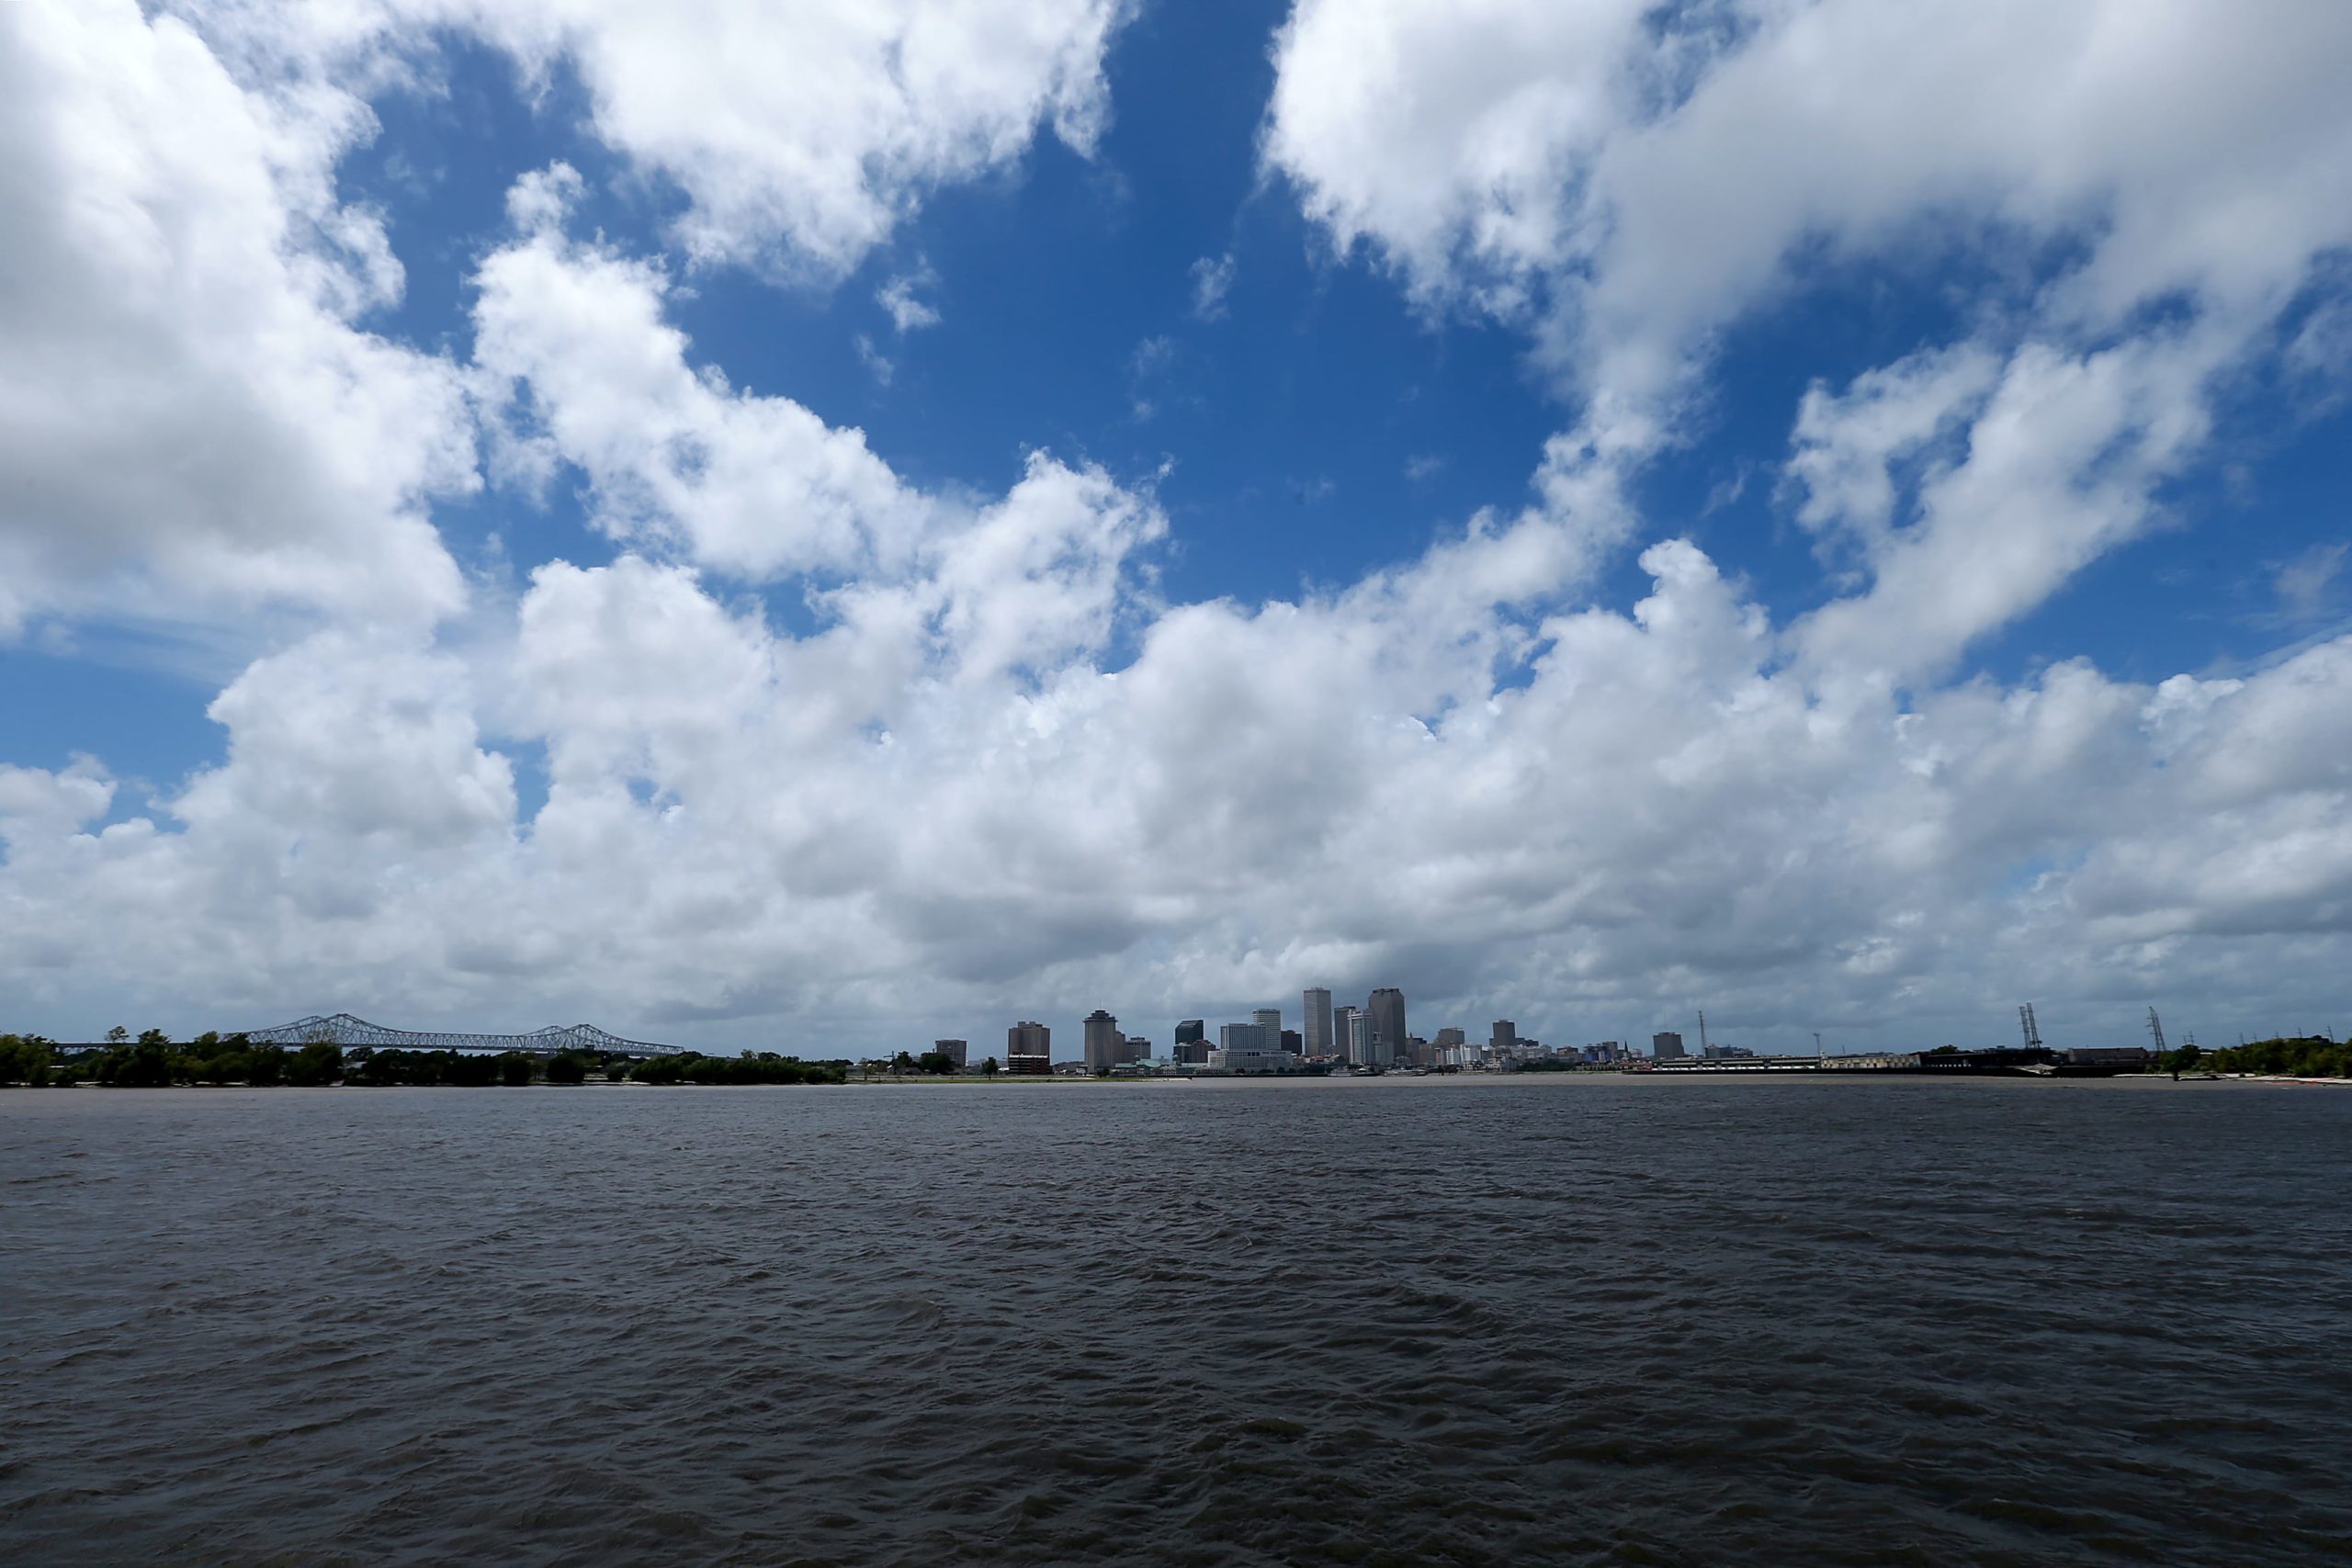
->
[2154,1034,2351,1078]
[0,1032,852,1088]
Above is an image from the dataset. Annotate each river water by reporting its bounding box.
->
[4,1077,2348,1565]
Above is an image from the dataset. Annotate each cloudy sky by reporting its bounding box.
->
[4,0,2349,1055]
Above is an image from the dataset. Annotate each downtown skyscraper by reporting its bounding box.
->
[1369,988,1407,1064]
[1083,1010,1122,1073]
[1303,987,1334,1058]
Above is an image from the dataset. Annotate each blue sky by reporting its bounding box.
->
[3,0,2350,1053]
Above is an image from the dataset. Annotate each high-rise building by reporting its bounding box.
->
[1121,1033,1153,1065]
[1652,1031,1685,1060]
[1173,1020,1210,1066]
[1008,1020,1051,1074]
[1333,1005,1362,1063]
[1219,1021,1267,1054]
[1280,1029,1302,1054]
[1346,1010,1371,1064]
[1254,1009,1282,1051]
[1083,1010,1121,1073]
[1491,1020,1517,1054]
[1369,988,1407,1062]
[1435,1026,1466,1048]
[1303,988,1334,1057]
[1175,1020,1205,1046]
[933,1038,968,1068]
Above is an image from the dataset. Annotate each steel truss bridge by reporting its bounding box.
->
[232,1012,688,1056]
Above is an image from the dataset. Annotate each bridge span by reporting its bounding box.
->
[232,1012,688,1056]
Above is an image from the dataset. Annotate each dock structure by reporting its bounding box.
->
[1640,1046,2152,1077]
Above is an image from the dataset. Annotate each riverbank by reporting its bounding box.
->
[11,1069,2343,1090]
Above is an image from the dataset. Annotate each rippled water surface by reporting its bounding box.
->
[5,1077,2350,1565]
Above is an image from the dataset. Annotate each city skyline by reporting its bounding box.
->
[21,988,2286,1066]
[942,987,1791,1069]
[913,987,2258,1068]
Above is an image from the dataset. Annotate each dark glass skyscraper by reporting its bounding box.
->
[1369,987,1407,1063]
[1303,987,1334,1057]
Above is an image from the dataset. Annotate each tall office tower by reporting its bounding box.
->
[1173,1018,1209,1066]
[1008,1020,1052,1073]
[1175,1019,1205,1046]
[1303,987,1334,1057]
[1083,1010,1121,1073]
[1254,1009,1282,1050]
[1121,1033,1152,1064]
[1280,1029,1302,1054]
[1652,1031,1685,1060]
[1435,1027,1465,1047]
[1333,1005,1361,1063]
[933,1038,968,1068]
[1369,988,1407,1061]
[1490,1020,1517,1054]
[1346,1010,1370,1064]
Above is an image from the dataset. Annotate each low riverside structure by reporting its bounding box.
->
[1205,1044,1300,1074]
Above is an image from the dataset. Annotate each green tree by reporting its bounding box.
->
[544,1054,588,1085]
[980,1055,1001,1077]
[182,1032,234,1086]
[105,1025,130,1045]
[284,1042,343,1087]
[499,1052,536,1087]
[96,1033,175,1087]
[444,1052,500,1087]
[918,1051,956,1075]
[0,1034,56,1088]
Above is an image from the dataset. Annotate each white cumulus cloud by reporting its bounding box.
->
[0,0,475,643]
[178,0,1136,277]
